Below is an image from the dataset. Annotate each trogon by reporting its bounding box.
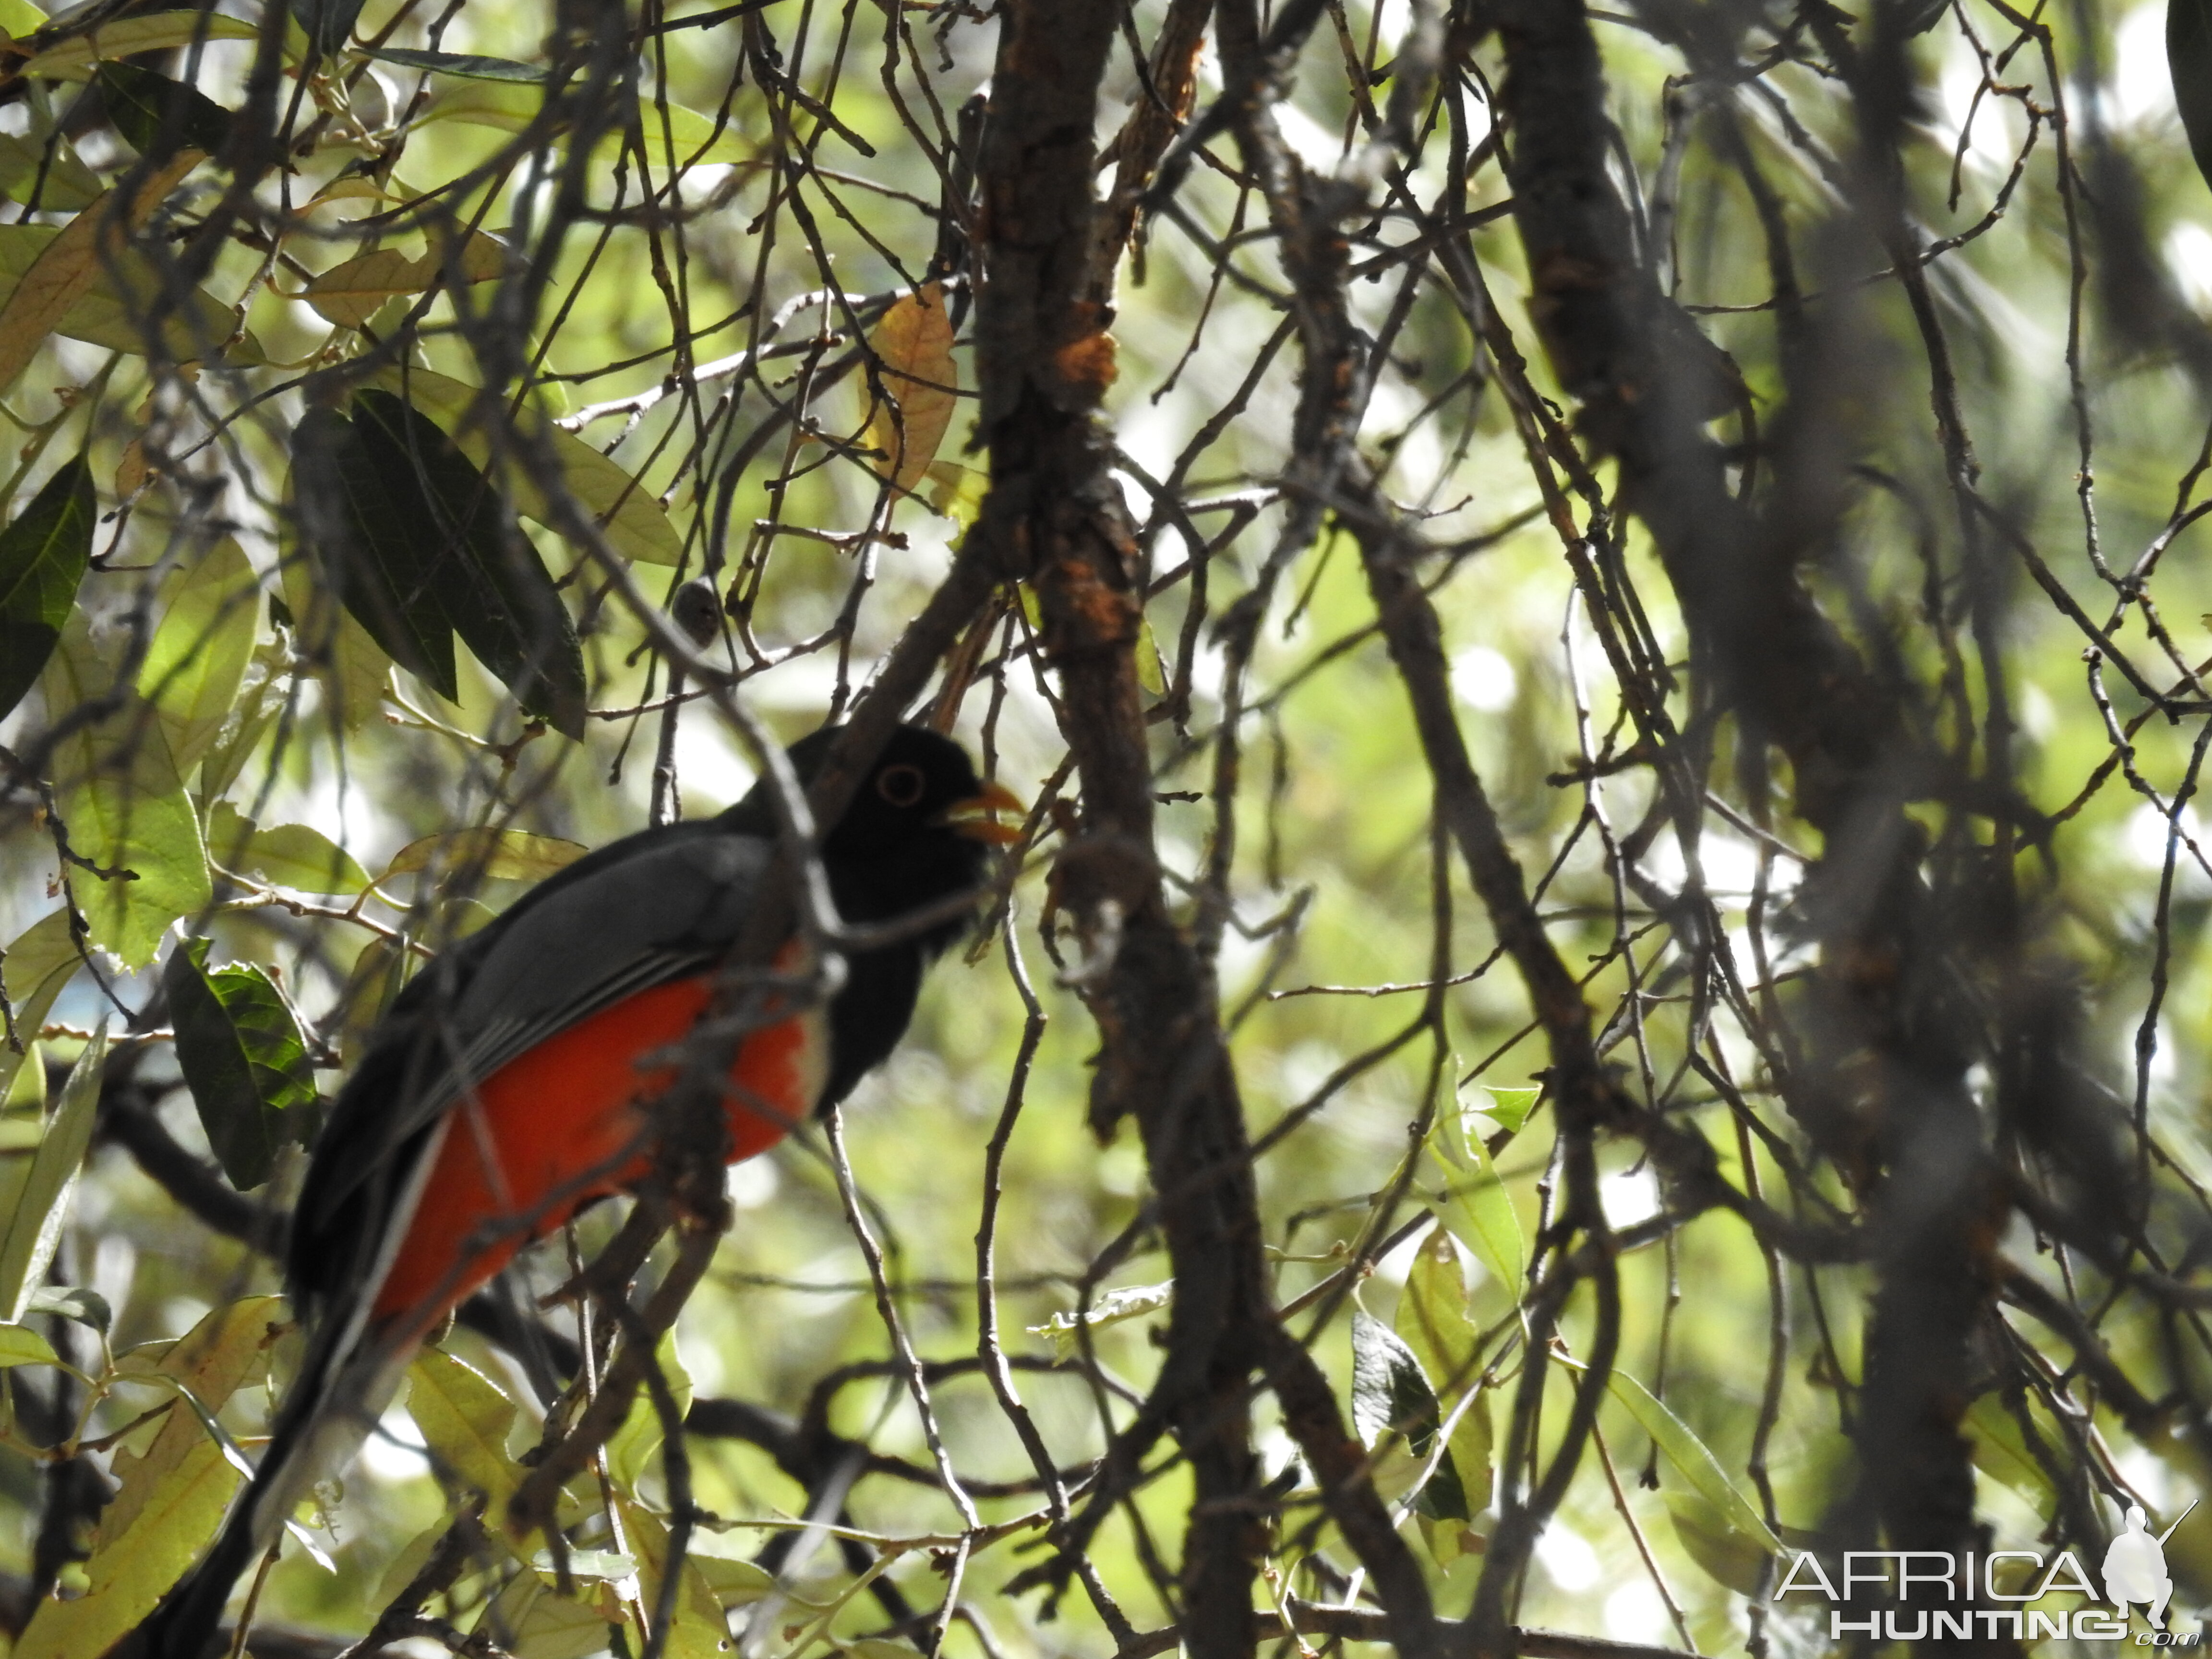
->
[140,722,1020,1659]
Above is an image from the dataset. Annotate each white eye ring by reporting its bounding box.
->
[876,763,927,807]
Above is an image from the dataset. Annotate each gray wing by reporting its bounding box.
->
[305,833,771,1220]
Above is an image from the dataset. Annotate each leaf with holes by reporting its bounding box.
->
[164,938,315,1191]
[0,454,92,721]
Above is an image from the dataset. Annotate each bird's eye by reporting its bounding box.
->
[876,763,927,807]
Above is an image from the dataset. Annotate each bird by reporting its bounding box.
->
[141,722,1022,1659]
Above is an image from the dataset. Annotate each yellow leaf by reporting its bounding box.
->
[865,284,956,493]
[382,828,588,885]
[0,153,204,396]
[14,1298,283,1659]
[303,246,428,329]
[305,233,509,328]
[18,12,258,78]
[407,1347,523,1511]
[921,458,986,527]
[0,226,262,363]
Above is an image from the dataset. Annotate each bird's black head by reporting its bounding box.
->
[741,724,1020,951]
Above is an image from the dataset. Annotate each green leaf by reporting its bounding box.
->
[1350,1310,1468,1520]
[482,1569,623,1659]
[42,620,213,968]
[368,47,544,81]
[0,224,263,364]
[368,367,684,567]
[17,12,259,79]
[1565,1355,1781,1557]
[22,1284,108,1334]
[0,1321,59,1366]
[692,1555,776,1608]
[1964,1391,2057,1506]
[0,454,92,721]
[289,404,458,700]
[1428,1099,1526,1297]
[3,1040,43,1113]
[0,126,101,212]
[1395,1224,1491,1513]
[618,1498,736,1659]
[1666,1488,1773,1597]
[1473,1086,1539,1136]
[2174,0,2212,194]
[204,802,368,896]
[163,938,315,1191]
[528,1549,636,1581]
[0,911,84,1102]
[138,539,258,773]
[0,0,47,40]
[408,1347,522,1511]
[294,0,365,56]
[194,637,288,797]
[92,62,233,156]
[1134,613,1166,697]
[339,934,406,1071]
[381,828,587,884]
[606,1329,692,1488]
[349,389,587,738]
[0,1022,104,1322]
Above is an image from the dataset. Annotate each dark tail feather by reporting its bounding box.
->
[131,1497,266,1659]
[124,1314,402,1659]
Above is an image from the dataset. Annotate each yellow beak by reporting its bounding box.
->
[943,779,1026,846]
